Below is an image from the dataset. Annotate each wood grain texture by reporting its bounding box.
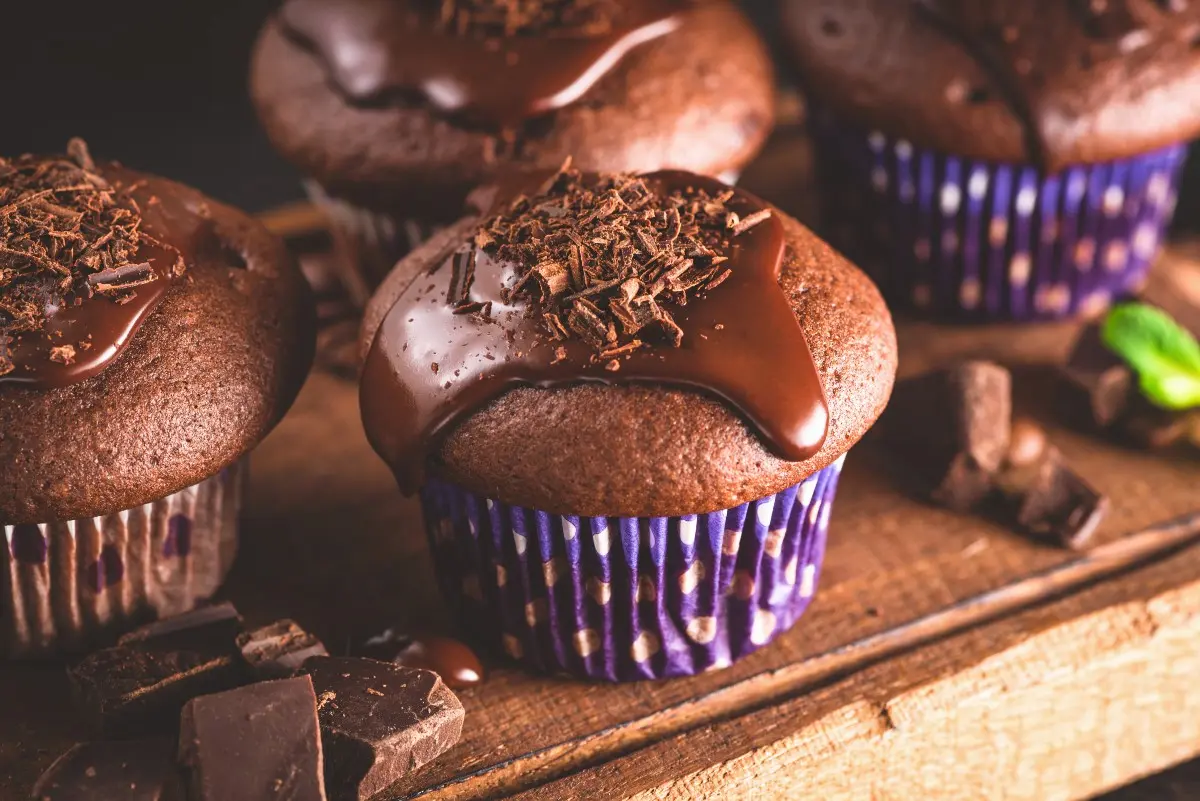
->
[524,541,1200,801]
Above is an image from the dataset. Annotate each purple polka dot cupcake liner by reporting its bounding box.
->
[1,462,245,658]
[306,181,441,308]
[809,113,1188,321]
[420,456,844,682]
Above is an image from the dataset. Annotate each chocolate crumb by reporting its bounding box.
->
[49,344,76,365]
[437,0,621,38]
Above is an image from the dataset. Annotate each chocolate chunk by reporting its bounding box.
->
[32,739,182,801]
[179,675,327,801]
[118,603,243,648]
[304,657,465,801]
[360,630,484,690]
[238,620,329,679]
[1001,449,1109,550]
[885,362,1012,511]
[1062,324,1135,429]
[69,605,247,736]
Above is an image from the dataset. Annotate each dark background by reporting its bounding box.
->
[0,1,292,211]
[0,0,1195,225]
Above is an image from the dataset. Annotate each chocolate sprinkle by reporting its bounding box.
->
[0,139,183,377]
[437,0,620,38]
[471,160,770,361]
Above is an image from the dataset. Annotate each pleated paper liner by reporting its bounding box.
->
[421,456,844,682]
[1,462,245,658]
[810,111,1188,322]
[305,181,442,308]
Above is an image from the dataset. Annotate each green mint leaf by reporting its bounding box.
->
[1101,302,1200,411]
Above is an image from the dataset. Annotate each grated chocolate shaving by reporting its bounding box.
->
[437,0,621,38]
[0,139,183,376]
[469,160,767,361]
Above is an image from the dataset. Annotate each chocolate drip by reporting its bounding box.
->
[279,0,683,127]
[912,0,1049,169]
[360,171,829,494]
[913,0,1189,171]
[2,168,203,389]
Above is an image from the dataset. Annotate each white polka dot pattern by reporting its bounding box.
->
[810,115,1187,322]
[418,463,842,682]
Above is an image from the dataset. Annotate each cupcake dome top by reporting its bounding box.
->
[360,167,896,518]
[250,0,774,216]
[0,144,314,524]
[782,0,1200,172]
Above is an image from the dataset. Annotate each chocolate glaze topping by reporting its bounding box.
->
[361,168,829,494]
[912,0,1200,170]
[0,145,197,389]
[279,0,684,127]
[785,0,1200,172]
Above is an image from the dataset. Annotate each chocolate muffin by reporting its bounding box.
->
[360,165,895,680]
[0,141,314,657]
[250,0,776,305]
[782,0,1200,321]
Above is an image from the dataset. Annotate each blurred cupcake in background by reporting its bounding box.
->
[0,141,313,657]
[782,0,1200,322]
[358,164,895,680]
[251,0,776,306]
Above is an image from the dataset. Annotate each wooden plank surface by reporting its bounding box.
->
[3,133,1200,800]
[521,520,1200,801]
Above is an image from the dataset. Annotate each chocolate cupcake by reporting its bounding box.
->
[359,165,896,680]
[782,0,1199,321]
[250,0,776,305]
[0,141,314,657]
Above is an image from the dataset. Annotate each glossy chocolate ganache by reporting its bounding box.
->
[361,166,830,494]
[912,0,1200,170]
[279,0,685,127]
[0,141,193,389]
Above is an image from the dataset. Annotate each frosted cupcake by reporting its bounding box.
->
[250,0,775,305]
[359,165,895,680]
[0,142,313,656]
[782,0,1199,321]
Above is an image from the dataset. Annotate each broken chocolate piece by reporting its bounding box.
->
[70,605,247,736]
[304,657,465,801]
[884,362,1012,511]
[87,261,157,292]
[238,620,328,679]
[179,675,327,801]
[32,739,182,801]
[1002,449,1109,550]
[118,603,243,648]
[1062,324,1136,429]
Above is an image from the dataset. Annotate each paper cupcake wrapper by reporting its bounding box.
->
[420,457,844,682]
[810,112,1188,321]
[306,181,441,308]
[1,463,245,658]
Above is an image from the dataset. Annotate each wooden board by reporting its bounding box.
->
[3,133,1200,800]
